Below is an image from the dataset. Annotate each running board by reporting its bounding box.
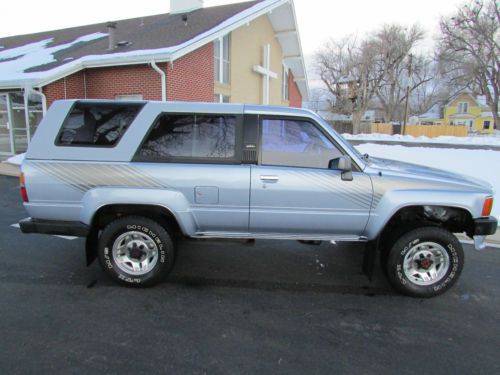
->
[192,232,367,242]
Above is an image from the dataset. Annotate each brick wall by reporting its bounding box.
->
[288,70,302,108]
[42,44,215,108]
[43,71,86,108]
[85,64,165,101]
[166,43,214,102]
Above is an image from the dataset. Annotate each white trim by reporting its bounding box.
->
[253,44,278,105]
[23,88,31,142]
[275,30,297,38]
[253,65,278,79]
[282,63,289,101]
[283,55,301,60]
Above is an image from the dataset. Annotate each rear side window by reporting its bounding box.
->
[137,114,237,161]
[56,102,144,147]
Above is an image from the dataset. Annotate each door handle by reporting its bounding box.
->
[259,175,279,182]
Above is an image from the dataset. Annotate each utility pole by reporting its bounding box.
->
[402,53,413,135]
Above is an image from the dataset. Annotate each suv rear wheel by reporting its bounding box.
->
[97,216,175,287]
[385,226,464,298]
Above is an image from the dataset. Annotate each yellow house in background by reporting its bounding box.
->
[444,92,498,134]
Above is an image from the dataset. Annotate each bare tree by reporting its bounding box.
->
[315,36,384,133]
[372,25,432,122]
[304,88,333,113]
[438,0,500,127]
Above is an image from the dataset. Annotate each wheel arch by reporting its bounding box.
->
[377,204,475,246]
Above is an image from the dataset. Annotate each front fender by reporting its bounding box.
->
[364,189,485,239]
[80,187,198,235]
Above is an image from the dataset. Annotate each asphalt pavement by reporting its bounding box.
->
[0,175,499,375]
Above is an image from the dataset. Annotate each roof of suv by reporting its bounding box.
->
[53,99,316,117]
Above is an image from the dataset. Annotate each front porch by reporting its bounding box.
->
[0,90,45,156]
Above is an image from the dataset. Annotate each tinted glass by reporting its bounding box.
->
[139,114,236,160]
[261,119,342,168]
[57,102,143,146]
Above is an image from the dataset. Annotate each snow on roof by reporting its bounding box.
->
[0,33,107,82]
[0,0,308,99]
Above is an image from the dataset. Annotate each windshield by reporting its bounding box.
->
[313,115,366,163]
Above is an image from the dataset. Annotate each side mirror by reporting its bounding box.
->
[329,155,353,181]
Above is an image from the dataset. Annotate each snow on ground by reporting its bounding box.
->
[355,143,500,221]
[4,153,25,165]
[344,132,500,146]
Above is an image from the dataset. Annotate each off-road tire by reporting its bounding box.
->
[97,216,175,287]
[385,226,464,298]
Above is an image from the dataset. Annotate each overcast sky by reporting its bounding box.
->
[1,0,466,54]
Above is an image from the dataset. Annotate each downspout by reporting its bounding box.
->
[34,87,47,114]
[150,60,166,101]
[23,86,32,142]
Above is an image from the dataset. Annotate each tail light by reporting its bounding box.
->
[19,172,29,203]
[482,197,493,217]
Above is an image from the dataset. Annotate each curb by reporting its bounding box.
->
[0,162,20,177]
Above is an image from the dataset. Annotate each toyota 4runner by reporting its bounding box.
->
[18,100,497,297]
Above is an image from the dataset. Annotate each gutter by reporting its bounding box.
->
[150,60,167,101]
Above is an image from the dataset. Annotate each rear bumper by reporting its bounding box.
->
[473,217,498,236]
[19,217,89,237]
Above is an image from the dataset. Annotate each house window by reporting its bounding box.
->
[214,94,230,103]
[458,102,469,113]
[282,65,289,101]
[214,34,230,84]
[115,94,144,101]
[483,120,491,130]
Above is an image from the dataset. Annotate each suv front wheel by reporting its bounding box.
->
[385,226,464,298]
[97,216,175,287]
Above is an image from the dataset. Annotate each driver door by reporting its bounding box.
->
[249,117,372,236]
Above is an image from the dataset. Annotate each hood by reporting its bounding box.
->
[367,157,493,192]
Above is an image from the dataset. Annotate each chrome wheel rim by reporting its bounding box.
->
[112,231,159,276]
[403,242,450,286]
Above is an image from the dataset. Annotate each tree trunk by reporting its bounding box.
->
[493,112,500,132]
[352,111,363,134]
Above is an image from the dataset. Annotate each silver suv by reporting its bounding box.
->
[19,100,497,297]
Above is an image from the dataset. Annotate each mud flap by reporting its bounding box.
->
[362,239,379,281]
[85,229,99,266]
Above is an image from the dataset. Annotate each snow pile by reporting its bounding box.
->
[4,153,24,165]
[355,143,500,220]
[344,133,500,146]
[0,33,108,81]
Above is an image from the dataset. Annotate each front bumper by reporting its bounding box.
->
[472,216,498,251]
[19,217,89,237]
[474,217,498,236]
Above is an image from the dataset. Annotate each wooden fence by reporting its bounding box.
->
[368,123,468,137]
[327,121,469,137]
[370,123,393,134]
[403,124,468,137]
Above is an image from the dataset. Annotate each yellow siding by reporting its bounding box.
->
[443,93,495,133]
[214,15,288,106]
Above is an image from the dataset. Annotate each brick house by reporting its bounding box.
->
[0,0,308,155]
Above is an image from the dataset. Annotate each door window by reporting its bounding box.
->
[261,118,342,169]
